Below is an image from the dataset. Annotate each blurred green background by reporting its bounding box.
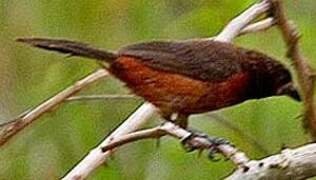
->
[0,0,315,179]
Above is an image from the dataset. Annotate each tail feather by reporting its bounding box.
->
[16,38,118,62]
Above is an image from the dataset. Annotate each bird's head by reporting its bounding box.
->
[245,55,301,101]
[272,67,301,101]
[260,62,301,101]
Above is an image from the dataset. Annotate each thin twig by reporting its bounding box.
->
[101,126,165,152]
[239,17,275,35]
[0,108,31,128]
[214,0,271,42]
[271,0,316,138]
[101,122,249,168]
[66,94,138,102]
[0,69,109,147]
[201,18,276,42]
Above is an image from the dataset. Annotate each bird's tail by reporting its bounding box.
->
[16,38,118,63]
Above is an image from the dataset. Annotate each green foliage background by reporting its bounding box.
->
[0,0,315,179]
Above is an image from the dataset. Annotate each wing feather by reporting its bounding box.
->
[118,40,245,81]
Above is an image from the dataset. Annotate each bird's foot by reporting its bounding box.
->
[181,131,232,161]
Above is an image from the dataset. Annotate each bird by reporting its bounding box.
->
[16,38,300,140]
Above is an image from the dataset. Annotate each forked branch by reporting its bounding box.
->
[101,122,249,168]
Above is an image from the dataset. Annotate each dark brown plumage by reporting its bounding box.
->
[17,38,300,127]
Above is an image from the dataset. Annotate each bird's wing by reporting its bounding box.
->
[118,40,245,81]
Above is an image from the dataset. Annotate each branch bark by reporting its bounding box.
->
[226,143,316,180]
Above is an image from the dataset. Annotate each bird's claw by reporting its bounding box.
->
[208,146,220,161]
[181,132,232,161]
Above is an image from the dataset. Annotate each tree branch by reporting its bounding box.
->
[270,0,316,138]
[0,69,109,146]
[239,17,275,36]
[62,103,157,180]
[101,122,250,168]
[160,122,250,167]
[100,126,165,152]
[214,0,270,42]
[226,143,316,180]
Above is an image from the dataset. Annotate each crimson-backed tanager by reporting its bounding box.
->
[17,38,300,145]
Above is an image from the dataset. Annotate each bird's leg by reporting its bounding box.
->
[151,112,187,149]
[181,134,231,161]
[164,112,232,160]
[155,113,189,148]
[169,113,189,129]
[168,113,232,160]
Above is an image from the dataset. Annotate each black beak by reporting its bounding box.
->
[289,89,301,101]
[276,82,301,101]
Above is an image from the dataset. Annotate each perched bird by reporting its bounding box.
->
[17,38,300,130]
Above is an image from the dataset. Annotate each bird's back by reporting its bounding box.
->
[111,40,261,116]
[118,40,246,82]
